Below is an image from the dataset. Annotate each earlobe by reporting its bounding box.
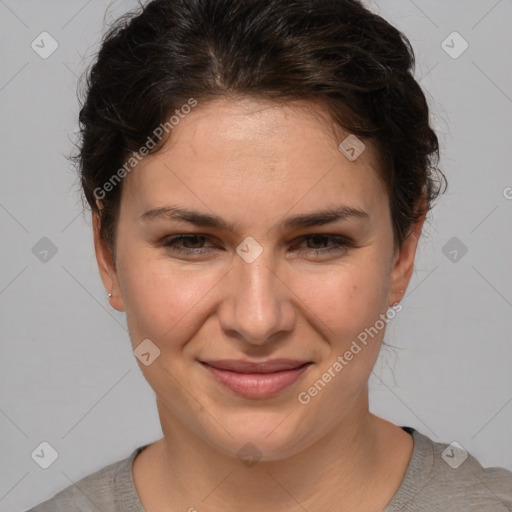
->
[92,212,126,312]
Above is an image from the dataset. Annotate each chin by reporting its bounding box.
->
[199,407,318,463]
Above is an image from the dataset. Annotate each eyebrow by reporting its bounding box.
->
[139,204,368,231]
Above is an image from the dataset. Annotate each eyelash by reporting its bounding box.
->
[160,234,354,257]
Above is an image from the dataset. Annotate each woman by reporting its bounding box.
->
[27,0,512,510]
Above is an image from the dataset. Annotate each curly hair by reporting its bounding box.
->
[74,0,446,259]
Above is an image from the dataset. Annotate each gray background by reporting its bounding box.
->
[1,0,511,510]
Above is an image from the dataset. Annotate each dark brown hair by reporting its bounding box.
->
[74,0,446,259]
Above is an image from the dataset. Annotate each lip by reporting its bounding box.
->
[199,359,313,399]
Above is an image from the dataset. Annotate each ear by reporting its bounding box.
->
[388,203,427,307]
[92,211,125,312]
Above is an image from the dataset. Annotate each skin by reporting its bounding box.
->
[93,96,424,511]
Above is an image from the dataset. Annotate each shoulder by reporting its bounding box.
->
[386,427,512,512]
[24,445,148,512]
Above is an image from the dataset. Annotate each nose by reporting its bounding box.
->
[217,246,296,346]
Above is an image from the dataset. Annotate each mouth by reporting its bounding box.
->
[199,359,313,399]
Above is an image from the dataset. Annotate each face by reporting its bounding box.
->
[94,97,421,461]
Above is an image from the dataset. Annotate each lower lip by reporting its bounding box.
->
[200,363,312,399]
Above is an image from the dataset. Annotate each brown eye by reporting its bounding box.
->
[293,234,354,257]
[161,234,215,255]
[305,234,331,249]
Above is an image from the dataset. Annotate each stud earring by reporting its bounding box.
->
[107,292,112,298]
[389,290,405,308]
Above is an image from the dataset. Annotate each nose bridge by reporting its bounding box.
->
[220,240,294,344]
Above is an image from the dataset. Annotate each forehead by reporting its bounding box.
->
[121,97,387,221]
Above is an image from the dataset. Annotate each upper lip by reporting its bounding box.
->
[200,359,312,374]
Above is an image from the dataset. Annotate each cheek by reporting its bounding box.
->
[291,262,391,415]
[292,259,391,345]
[118,252,223,349]
[117,238,392,354]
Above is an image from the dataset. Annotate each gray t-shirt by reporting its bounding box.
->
[26,427,512,511]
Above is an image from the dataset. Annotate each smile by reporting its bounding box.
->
[199,360,313,399]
